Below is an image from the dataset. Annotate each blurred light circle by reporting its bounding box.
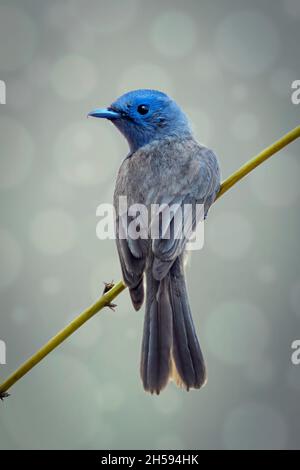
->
[47,0,138,34]
[0,229,22,291]
[118,63,173,95]
[231,112,259,141]
[207,211,253,259]
[223,403,288,449]
[204,301,270,366]
[194,53,220,81]
[96,383,125,412]
[215,10,280,76]
[25,59,52,89]
[270,68,296,97]
[290,279,300,317]
[43,176,75,203]
[0,353,101,448]
[244,357,275,385]
[65,23,97,51]
[186,107,212,145]
[283,0,300,18]
[51,55,97,101]
[53,122,119,186]
[11,305,28,325]
[150,11,197,57]
[0,5,37,71]
[9,79,34,110]
[153,388,182,415]
[45,3,95,49]
[232,84,249,102]
[249,151,300,207]
[0,117,34,189]
[30,209,78,255]
[81,0,138,34]
[41,277,61,295]
[46,2,75,29]
[83,0,138,34]
[257,265,277,283]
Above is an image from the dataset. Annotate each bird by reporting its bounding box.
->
[88,89,220,394]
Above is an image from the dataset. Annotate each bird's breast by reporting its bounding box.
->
[113,137,202,208]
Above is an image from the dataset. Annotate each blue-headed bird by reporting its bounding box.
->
[89,89,220,394]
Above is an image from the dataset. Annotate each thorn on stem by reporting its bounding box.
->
[0,392,10,401]
[102,281,117,311]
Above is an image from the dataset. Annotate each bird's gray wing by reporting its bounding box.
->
[115,211,147,285]
[152,147,220,280]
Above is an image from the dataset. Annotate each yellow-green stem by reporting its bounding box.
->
[0,125,299,397]
[216,125,300,199]
[0,281,126,396]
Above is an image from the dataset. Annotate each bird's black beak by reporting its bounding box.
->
[87,107,120,120]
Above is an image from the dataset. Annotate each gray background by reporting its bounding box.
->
[0,0,300,450]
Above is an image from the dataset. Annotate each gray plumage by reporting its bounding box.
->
[114,137,220,394]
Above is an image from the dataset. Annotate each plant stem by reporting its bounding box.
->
[216,125,300,199]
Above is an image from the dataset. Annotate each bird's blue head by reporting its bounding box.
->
[88,89,192,152]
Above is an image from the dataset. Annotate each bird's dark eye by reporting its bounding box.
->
[137,104,149,115]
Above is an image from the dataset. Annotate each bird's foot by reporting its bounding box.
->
[102,281,117,311]
[0,391,10,401]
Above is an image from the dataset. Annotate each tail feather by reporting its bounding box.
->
[129,276,144,311]
[169,258,206,389]
[141,274,172,394]
[140,256,206,394]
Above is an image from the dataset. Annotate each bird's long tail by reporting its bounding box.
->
[140,256,206,394]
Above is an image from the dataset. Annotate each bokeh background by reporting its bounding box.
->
[0,0,300,450]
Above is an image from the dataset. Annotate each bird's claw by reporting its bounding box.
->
[107,302,117,311]
[102,281,117,311]
[0,392,10,401]
[103,281,115,293]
